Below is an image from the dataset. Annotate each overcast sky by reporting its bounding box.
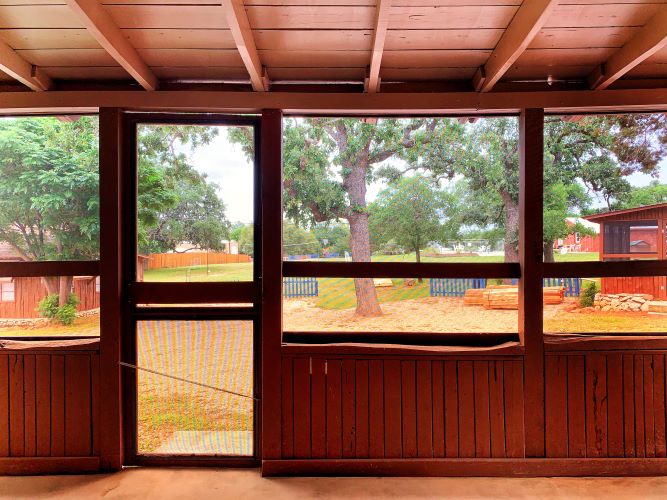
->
[184,125,667,224]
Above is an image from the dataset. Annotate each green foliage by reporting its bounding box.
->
[579,281,599,308]
[369,176,445,261]
[313,224,350,255]
[37,293,79,325]
[283,222,319,256]
[233,223,254,257]
[612,180,667,210]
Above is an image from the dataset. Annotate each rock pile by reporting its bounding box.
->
[594,293,652,312]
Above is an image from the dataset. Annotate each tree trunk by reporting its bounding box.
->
[543,240,555,263]
[415,246,423,283]
[42,276,59,296]
[502,191,520,263]
[348,212,382,317]
[58,276,73,306]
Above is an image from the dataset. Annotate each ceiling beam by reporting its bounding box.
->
[222,0,268,92]
[366,0,391,93]
[0,37,51,91]
[65,0,158,91]
[474,0,560,93]
[589,10,667,90]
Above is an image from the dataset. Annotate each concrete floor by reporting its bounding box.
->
[2,469,667,499]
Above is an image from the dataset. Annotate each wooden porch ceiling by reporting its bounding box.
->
[0,1,666,93]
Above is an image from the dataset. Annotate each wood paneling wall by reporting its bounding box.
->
[546,352,667,458]
[280,356,525,459]
[0,349,99,460]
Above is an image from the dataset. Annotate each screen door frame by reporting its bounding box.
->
[121,113,262,467]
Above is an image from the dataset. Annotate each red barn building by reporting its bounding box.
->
[585,203,667,298]
[554,217,600,253]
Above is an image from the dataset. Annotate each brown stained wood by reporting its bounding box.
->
[341,359,356,458]
[35,355,50,457]
[283,261,519,279]
[222,0,267,91]
[260,109,283,462]
[443,360,459,458]
[545,355,568,457]
[64,355,92,457]
[280,357,293,458]
[606,353,624,458]
[326,360,342,459]
[634,355,646,458]
[457,361,475,458]
[23,355,35,457]
[50,355,65,457]
[504,360,525,458]
[384,360,402,458]
[0,355,8,456]
[368,360,384,458]
[643,356,656,458]
[585,354,608,458]
[90,354,99,457]
[389,5,516,30]
[567,356,586,458]
[366,0,391,93]
[623,354,636,458]
[416,360,433,458]
[0,36,51,90]
[292,357,311,459]
[519,108,544,458]
[354,360,369,458]
[0,261,99,279]
[473,361,491,458]
[488,361,506,458]
[129,282,255,305]
[653,355,666,457]
[9,355,24,457]
[431,361,445,458]
[400,361,417,459]
[0,456,100,475]
[310,358,326,459]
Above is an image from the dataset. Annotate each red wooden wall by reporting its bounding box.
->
[0,342,101,474]
[546,352,667,458]
[601,276,667,299]
[280,355,525,460]
[0,277,100,319]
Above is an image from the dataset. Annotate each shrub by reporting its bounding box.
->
[37,293,79,325]
[579,281,598,308]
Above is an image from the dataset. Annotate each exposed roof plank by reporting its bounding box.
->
[589,9,667,90]
[0,35,51,90]
[366,0,391,93]
[475,0,560,92]
[65,0,158,90]
[222,0,267,92]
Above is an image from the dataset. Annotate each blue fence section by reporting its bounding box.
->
[429,278,487,297]
[283,277,319,298]
[510,277,582,297]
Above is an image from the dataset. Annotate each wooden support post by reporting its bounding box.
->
[519,108,545,458]
[98,107,124,470]
[261,109,283,465]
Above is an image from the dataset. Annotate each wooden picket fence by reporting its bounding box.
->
[146,252,251,270]
[283,277,319,298]
[429,278,487,297]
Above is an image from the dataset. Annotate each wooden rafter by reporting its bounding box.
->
[589,10,667,90]
[0,37,51,91]
[65,0,158,91]
[366,0,392,93]
[474,0,560,93]
[222,0,268,92]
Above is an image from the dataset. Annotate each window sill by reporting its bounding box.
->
[545,333,667,352]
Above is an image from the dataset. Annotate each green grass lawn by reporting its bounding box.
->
[143,262,254,282]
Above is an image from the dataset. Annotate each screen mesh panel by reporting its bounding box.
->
[136,320,253,456]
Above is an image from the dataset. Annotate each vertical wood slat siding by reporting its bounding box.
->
[281,356,525,459]
[0,351,99,459]
[545,352,667,458]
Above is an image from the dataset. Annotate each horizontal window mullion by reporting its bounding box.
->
[543,260,667,278]
[283,261,521,279]
[0,260,100,277]
[128,281,256,305]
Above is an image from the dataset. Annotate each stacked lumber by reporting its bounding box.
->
[543,286,565,305]
[648,301,667,314]
[475,286,565,310]
[463,288,485,305]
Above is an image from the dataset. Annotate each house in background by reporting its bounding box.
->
[585,202,667,298]
[554,217,600,253]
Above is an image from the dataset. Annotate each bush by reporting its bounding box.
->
[579,281,598,308]
[37,293,79,325]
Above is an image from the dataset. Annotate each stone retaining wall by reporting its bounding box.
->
[0,308,100,328]
[594,293,652,312]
